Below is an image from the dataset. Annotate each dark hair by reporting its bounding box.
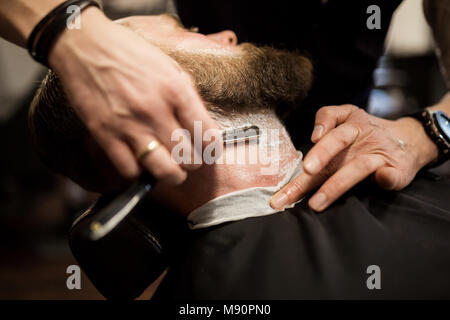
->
[29,71,122,192]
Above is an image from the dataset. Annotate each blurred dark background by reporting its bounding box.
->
[0,0,448,299]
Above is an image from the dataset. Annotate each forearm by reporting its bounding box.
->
[0,0,65,47]
[423,0,450,87]
[429,92,450,114]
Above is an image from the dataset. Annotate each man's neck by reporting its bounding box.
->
[151,127,300,215]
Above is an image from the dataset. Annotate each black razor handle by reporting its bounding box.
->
[86,173,156,241]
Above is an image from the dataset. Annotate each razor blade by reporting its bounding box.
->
[222,125,260,144]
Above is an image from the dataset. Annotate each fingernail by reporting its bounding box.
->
[309,192,327,211]
[304,155,320,174]
[311,125,324,141]
[270,193,289,209]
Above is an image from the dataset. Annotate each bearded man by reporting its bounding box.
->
[29,15,450,299]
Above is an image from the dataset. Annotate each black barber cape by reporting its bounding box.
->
[175,0,403,145]
[153,173,450,299]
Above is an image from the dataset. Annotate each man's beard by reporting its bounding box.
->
[165,43,314,119]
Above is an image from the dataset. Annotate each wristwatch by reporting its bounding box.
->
[408,109,450,168]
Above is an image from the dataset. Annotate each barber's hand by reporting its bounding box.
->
[271,104,439,212]
[48,8,217,185]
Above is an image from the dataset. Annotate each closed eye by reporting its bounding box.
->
[162,13,199,33]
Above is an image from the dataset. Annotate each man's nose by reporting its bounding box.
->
[206,30,238,46]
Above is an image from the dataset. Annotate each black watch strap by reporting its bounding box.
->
[408,109,450,168]
[27,0,101,68]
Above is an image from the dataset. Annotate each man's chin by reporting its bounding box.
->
[165,41,313,115]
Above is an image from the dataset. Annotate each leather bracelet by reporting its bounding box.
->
[27,0,101,68]
[407,109,450,169]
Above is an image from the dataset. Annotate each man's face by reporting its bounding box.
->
[116,14,238,52]
[111,15,314,213]
[116,14,314,121]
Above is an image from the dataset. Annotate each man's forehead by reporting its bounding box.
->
[116,14,186,32]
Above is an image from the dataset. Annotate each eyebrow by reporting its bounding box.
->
[163,14,185,29]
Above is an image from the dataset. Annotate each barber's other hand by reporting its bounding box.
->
[48,8,217,185]
[271,104,439,211]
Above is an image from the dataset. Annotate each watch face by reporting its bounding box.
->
[434,111,450,144]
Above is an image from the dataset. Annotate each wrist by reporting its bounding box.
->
[396,116,439,169]
[48,6,107,70]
